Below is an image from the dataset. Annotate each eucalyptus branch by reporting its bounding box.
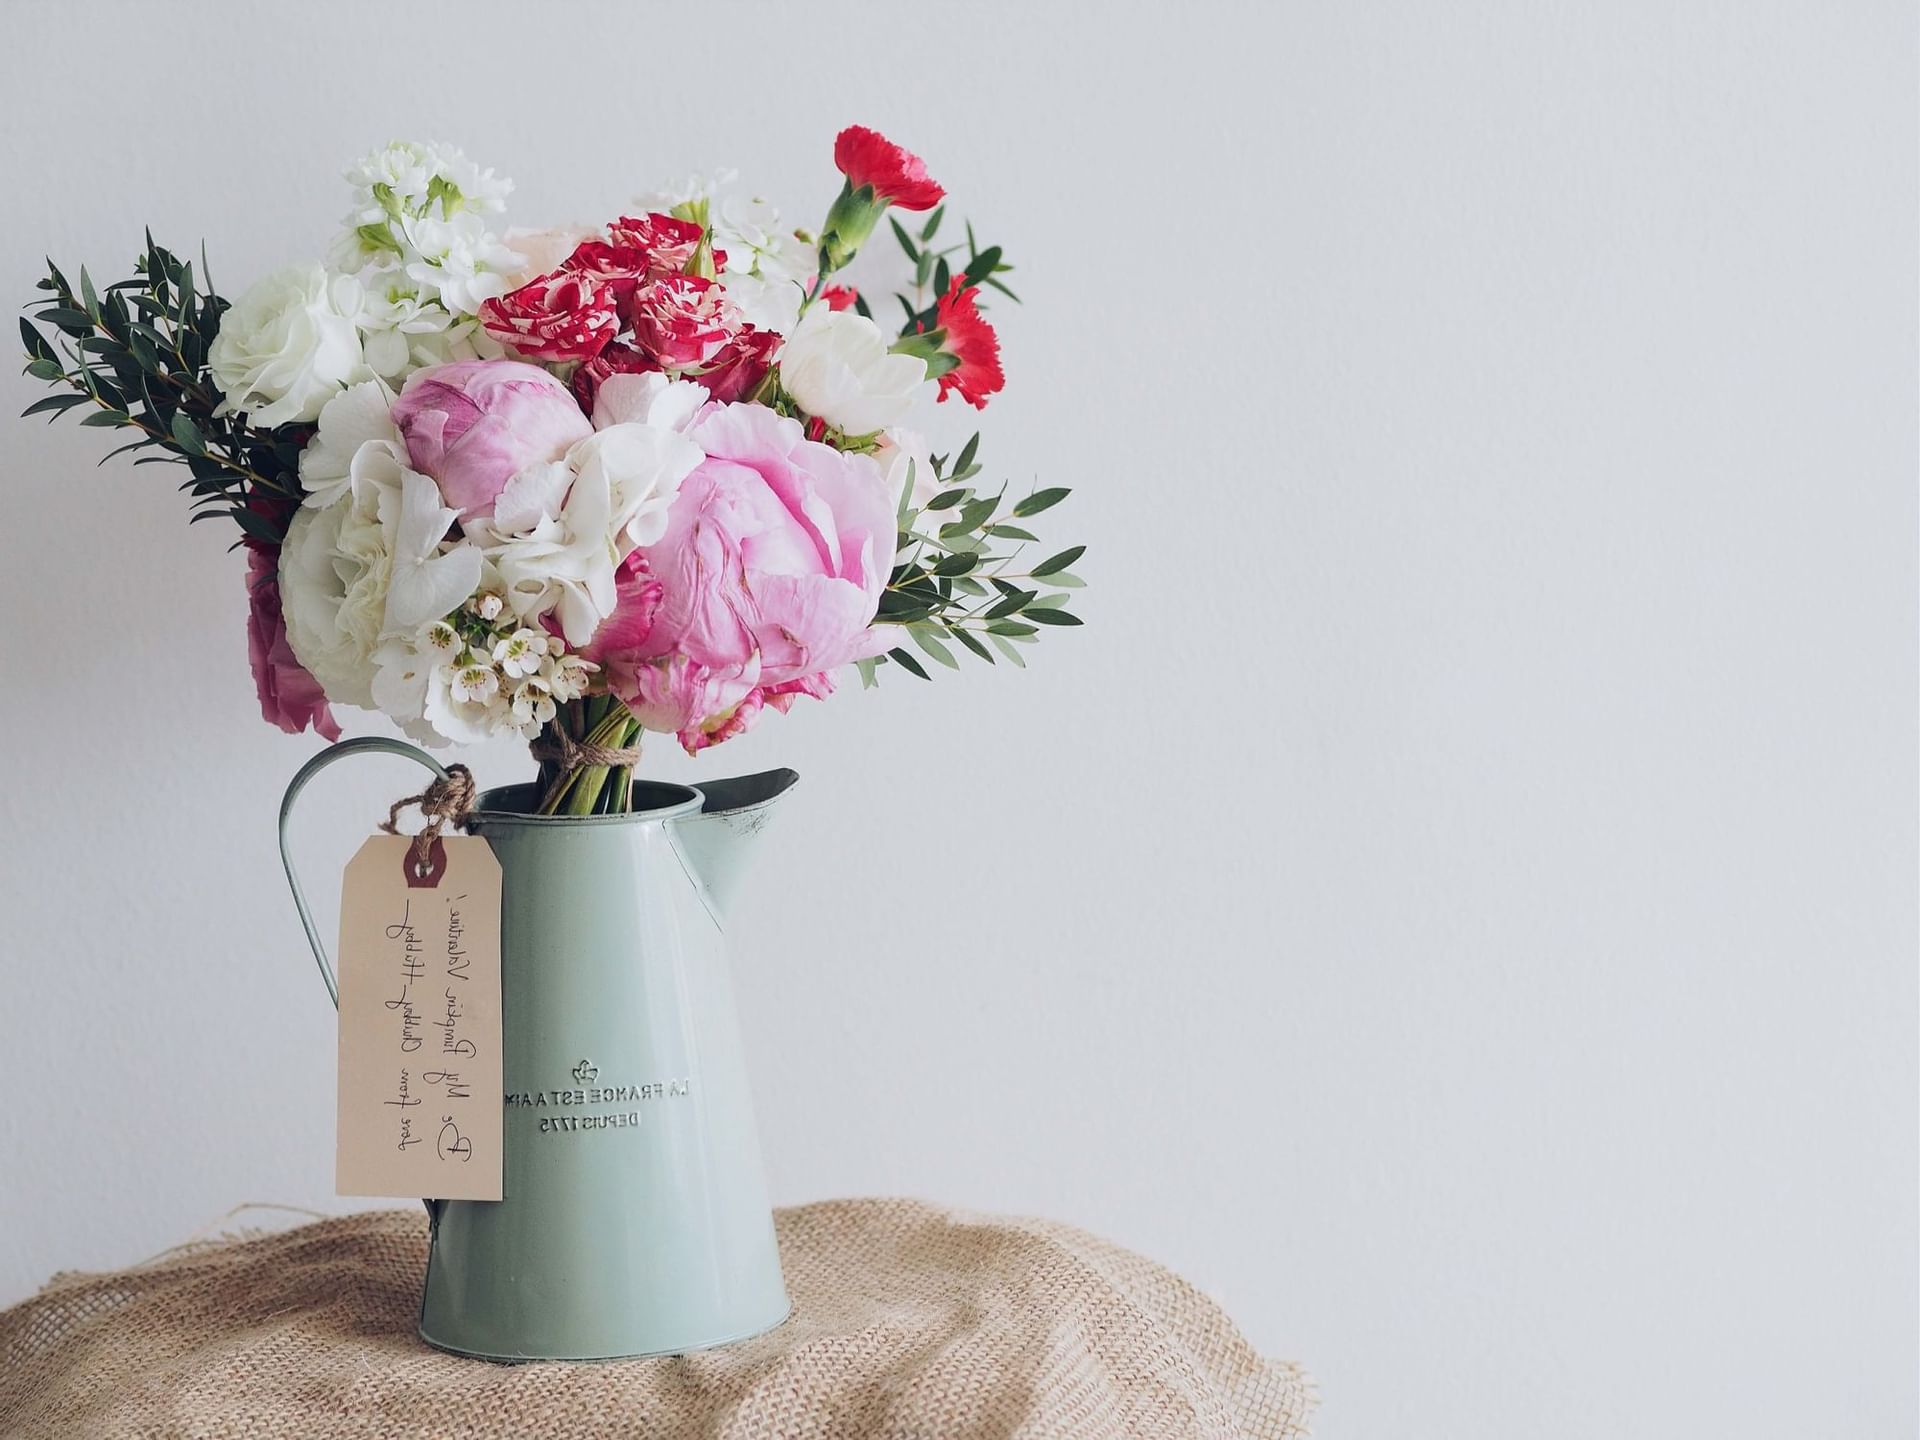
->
[859,432,1083,684]
[20,235,304,548]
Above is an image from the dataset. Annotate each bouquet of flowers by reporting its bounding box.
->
[21,127,1081,813]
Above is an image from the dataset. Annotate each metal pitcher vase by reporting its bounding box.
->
[278,736,794,1361]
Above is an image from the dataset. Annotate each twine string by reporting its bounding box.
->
[378,763,477,870]
[529,731,645,772]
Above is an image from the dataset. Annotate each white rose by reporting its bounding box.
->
[209,265,370,427]
[777,308,928,436]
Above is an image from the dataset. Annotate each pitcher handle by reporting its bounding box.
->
[277,736,450,1009]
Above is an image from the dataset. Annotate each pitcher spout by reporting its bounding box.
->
[671,768,798,921]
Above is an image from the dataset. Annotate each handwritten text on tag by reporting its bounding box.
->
[335,834,503,1201]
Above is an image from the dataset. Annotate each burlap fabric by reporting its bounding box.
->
[0,1199,1313,1439]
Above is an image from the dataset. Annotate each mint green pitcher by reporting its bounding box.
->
[278,736,794,1361]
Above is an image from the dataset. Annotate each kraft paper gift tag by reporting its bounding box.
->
[335,834,504,1201]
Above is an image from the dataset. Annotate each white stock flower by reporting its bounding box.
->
[713,196,807,334]
[778,307,927,435]
[209,265,369,427]
[330,141,522,320]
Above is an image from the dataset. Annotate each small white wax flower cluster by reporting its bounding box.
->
[374,592,597,747]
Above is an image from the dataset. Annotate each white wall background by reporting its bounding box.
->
[0,4,1911,1435]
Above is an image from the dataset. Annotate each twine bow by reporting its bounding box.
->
[379,764,477,871]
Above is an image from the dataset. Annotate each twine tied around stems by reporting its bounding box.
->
[529,732,645,772]
[378,763,477,871]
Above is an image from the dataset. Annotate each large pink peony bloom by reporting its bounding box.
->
[247,546,339,740]
[391,360,592,521]
[599,403,895,751]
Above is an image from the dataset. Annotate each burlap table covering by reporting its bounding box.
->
[0,1199,1312,1439]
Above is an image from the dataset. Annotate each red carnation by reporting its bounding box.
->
[480,270,619,364]
[820,284,861,312]
[833,126,945,211]
[926,279,1004,409]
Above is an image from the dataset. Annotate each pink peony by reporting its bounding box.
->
[601,403,894,750]
[391,360,593,521]
[247,546,339,740]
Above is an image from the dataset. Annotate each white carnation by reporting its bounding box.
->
[280,463,480,715]
[778,308,928,436]
[209,265,369,427]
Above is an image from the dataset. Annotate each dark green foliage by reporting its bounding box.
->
[20,237,302,548]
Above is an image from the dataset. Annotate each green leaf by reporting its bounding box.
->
[931,552,979,577]
[22,393,89,418]
[951,627,994,663]
[169,412,207,456]
[983,590,1035,620]
[1031,545,1085,578]
[987,523,1038,542]
[887,645,931,681]
[955,432,979,476]
[919,205,945,243]
[889,216,922,263]
[989,633,1027,667]
[40,306,93,335]
[1024,606,1082,626]
[19,316,56,363]
[961,246,1003,286]
[925,486,967,511]
[855,656,881,690]
[25,357,63,381]
[79,266,99,320]
[1012,486,1071,518]
[1044,571,1086,589]
[79,409,132,427]
[908,625,960,669]
[933,255,950,295]
[986,620,1038,637]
